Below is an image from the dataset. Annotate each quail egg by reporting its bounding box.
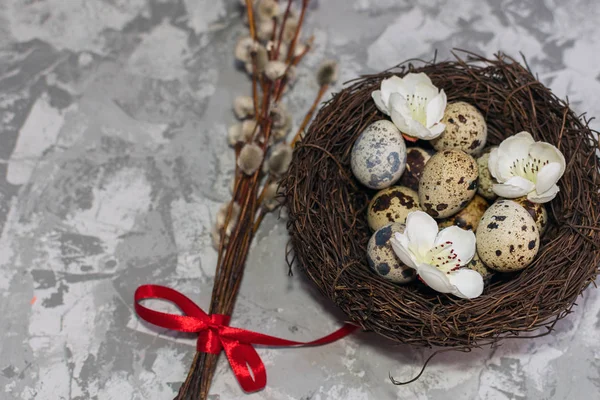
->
[476,200,540,272]
[351,120,407,189]
[477,149,498,200]
[399,147,434,191]
[465,252,495,283]
[510,196,548,235]
[431,102,487,155]
[367,223,416,284]
[368,186,420,231]
[419,150,479,219]
[438,195,489,232]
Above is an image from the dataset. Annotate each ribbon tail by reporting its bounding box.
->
[221,338,267,393]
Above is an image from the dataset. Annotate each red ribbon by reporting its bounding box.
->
[134,285,358,393]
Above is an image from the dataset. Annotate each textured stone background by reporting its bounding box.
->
[1,1,599,399]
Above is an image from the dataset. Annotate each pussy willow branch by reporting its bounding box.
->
[177,1,321,399]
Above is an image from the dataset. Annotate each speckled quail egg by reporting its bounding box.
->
[367,223,416,284]
[419,150,479,219]
[465,252,495,283]
[351,120,407,189]
[476,149,498,200]
[399,147,434,191]
[431,102,487,155]
[510,196,548,235]
[438,195,489,232]
[476,200,540,272]
[367,186,421,231]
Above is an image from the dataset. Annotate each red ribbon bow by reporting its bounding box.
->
[134,285,357,393]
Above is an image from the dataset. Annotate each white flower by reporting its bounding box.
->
[390,211,483,299]
[371,73,447,140]
[488,132,566,203]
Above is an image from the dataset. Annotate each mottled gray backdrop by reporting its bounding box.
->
[1,0,599,399]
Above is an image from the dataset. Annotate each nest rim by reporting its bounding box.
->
[282,51,600,349]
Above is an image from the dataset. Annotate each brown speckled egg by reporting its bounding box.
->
[399,147,434,191]
[510,196,548,235]
[430,102,488,155]
[438,195,489,232]
[351,120,407,189]
[476,200,540,272]
[368,186,421,231]
[367,223,416,284]
[419,150,479,219]
[466,252,495,283]
[477,149,498,200]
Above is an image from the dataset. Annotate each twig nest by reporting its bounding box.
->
[398,147,434,191]
[367,186,420,231]
[430,102,487,155]
[244,45,269,75]
[438,195,489,232]
[367,223,416,284]
[510,196,548,235]
[351,120,407,189]
[238,143,264,175]
[235,36,258,63]
[476,200,540,272]
[265,60,287,80]
[316,60,339,86]
[418,150,478,218]
[476,149,498,200]
[466,252,495,283]
[262,182,283,211]
[233,96,254,119]
[267,143,293,176]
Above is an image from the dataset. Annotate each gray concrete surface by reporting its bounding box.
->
[1,0,599,399]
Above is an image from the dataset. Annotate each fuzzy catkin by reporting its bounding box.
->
[238,144,264,175]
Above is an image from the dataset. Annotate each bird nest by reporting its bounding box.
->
[282,52,600,349]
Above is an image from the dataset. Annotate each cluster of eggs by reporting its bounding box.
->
[352,102,547,284]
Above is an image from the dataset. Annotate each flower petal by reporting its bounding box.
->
[426,90,447,128]
[487,147,500,179]
[390,107,411,134]
[427,122,446,138]
[397,73,433,96]
[371,90,389,115]
[416,263,454,294]
[405,211,438,259]
[494,132,535,181]
[535,162,562,194]
[447,269,484,299]
[434,226,476,266]
[414,82,439,103]
[529,142,566,178]
[389,93,413,133]
[390,233,418,269]
[405,119,433,140]
[380,76,404,106]
[492,176,535,198]
[498,131,535,160]
[527,183,560,203]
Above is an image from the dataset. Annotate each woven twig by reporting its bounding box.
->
[281,52,600,348]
